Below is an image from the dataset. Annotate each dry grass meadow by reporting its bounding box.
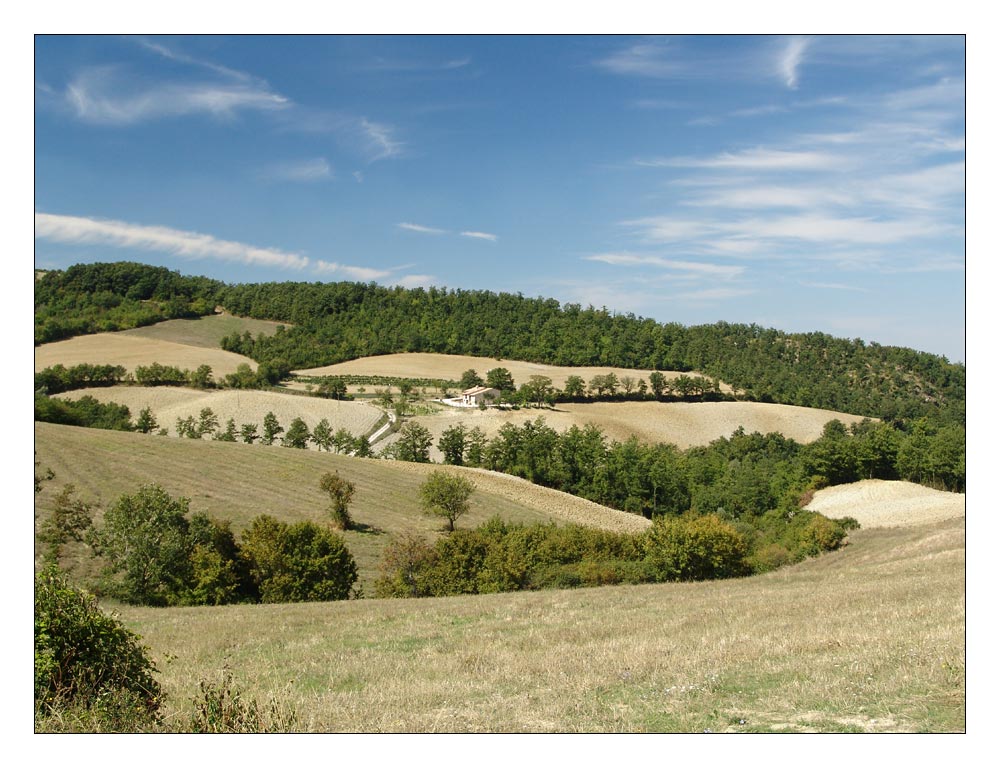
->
[112,513,964,732]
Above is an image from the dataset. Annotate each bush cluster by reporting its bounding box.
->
[35,565,162,726]
[88,485,357,606]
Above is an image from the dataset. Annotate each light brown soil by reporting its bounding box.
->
[35,334,257,377]
[384,401,870,460]
[294,352,733,392]
[54,386,383,443]
[806,479,965,528]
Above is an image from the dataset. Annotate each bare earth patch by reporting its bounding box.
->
[53,386,383,443]
[35,334,257,377]
[806,479,965,528]
[294,352,733,392]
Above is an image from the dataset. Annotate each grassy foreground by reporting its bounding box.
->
[113,515,964,732]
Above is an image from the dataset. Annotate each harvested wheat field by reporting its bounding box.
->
[295,352,733,392]
[35,333,256,377]
[806,479,965,529]
[384,401,869,460]
[53,386,383,441]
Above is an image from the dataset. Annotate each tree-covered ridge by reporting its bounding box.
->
[36,262,965,424]
[34,262,225,344]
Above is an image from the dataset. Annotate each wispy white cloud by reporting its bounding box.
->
[259,158,332,182]
[671,287,755,302]
[35,212,308,270]
[584,252,744,279]
[395,274,437,289]
[638,148,842,171]
[313,260,391,280]
[398,222,448,235]
[596,42,685,79]
[460,231,498,242]
[778,37,810,89]
[63,65,288,125]
[799,280,869,293]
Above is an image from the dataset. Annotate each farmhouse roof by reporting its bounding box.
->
[461,386,498,396]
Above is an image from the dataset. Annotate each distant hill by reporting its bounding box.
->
[35,262,965,425]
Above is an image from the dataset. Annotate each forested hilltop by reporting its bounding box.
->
[35,262,965,424]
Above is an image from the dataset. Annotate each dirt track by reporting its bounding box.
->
[806,479,965,528]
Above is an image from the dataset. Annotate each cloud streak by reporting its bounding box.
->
[460,231,498,242]
[35,212,309,269]
[398,222,448,235]
[584,252,744,279]
[35,212,401,282]
[64,65,289,125]
[260,157,332,182]
[778,37,810,89]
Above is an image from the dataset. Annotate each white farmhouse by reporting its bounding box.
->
[460,386,500,407]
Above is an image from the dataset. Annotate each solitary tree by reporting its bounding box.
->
[320,471,355,530]
[419,471,476,532]
[135,406,159,434]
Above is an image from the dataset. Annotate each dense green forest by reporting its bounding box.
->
[35,262,965,424]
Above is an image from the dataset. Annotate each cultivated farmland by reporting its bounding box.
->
[381,400,871,462]
[53,386,384,443]
[806,479,966,528]
[34,333,256,377]
[295,351,734,392]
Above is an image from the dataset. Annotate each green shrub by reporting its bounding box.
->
[89,485,195,606]
[644,514,751,582]
[35,566,162,727]
[240,515,358,602]
[373,533,438,598]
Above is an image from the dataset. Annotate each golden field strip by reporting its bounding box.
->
[113,514,964,732]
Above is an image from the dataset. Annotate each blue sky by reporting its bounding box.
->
[34,34,966,361]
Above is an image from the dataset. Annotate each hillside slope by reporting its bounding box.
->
[34,422,648,593]
[114,514,964,732]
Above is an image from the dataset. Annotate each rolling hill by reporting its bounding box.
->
[34,422,649,594]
